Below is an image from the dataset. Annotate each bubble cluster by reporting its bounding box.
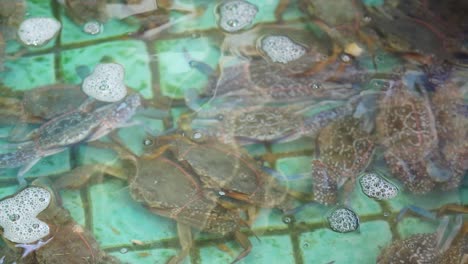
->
[0,187,51,243]
[360,173,398,200]
[17,17,61,46]
[82,63,127,102]
[327,208,359,233]
[218,0,258,33]
[83,21,102,35]
[261,35,306,64]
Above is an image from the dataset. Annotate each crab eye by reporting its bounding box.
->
[217,114,224,121]
[191,131,204,141]
[340,53,352,63]
[143,138,153,146]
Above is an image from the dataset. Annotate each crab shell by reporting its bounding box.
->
[129,156,242,235]
[312,117,374,205]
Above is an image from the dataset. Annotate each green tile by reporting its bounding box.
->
[0,185,17,198]
[60,40,153,99]
[89,178,177,247]
[0,54,55,90]
[110,248,184,264]
[59,9,140,45]
[386,189,461,212]
[155,37,220,99]
[271,137,314,153]
[294,203,329,225]
[60,189,86,226]
[77,144,120,166]
[348,184,382,216]
[243,143,267,157]
[251,208,288,230]
[200,235,294,264]
[397,217,438,238]
[276,156,312,193]
[300,221,392,264]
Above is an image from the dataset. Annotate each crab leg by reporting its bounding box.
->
[168,223,193,264]
[231,231,252,264]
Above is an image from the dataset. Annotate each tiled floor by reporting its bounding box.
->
[0,1,466,264]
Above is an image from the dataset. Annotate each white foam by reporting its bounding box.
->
[360,173,398,200]
[218,0,258,33]
[83,21,102,35]
[261,35,306,64]
[82,63,127,102]
[0,187,51,243]
[327,208,359,233]
[17,17,61,46]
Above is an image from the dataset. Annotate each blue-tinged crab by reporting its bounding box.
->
[0,179,121,264]
[377,205,468,264]
[186,50,391,107]
[375,80,467,194]
[0,93,143,186]
[182,91,376,146]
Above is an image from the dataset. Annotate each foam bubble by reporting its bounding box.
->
[360,173,398,200]
[0,187,51,243]
[327,208,359,233]
[82,63,127,102]
[83,21,102,35]
[218,0,258,33]
[261,35,306,64]
[17,17,61,46]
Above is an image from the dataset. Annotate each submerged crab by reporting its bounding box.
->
[0,180,120,264]
[375,80,466,194]
[311,116,375,205]
[363,0,466,65]
[0,94,142,185]
[0,84,88,125]
[54,132,294,263]
[377,205,468,264]
[183,91,374,146]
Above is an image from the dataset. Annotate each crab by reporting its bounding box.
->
[0,93,143,186]
[0,179,120,264]
[0,84,88,125]
[62,0,108,25]
[148,133,295,211]
[363,0,466,65]
[185,52,384,107]
[53,130,298,262]
[375,80,467,194]
[377,205,468,264]
[311,116,375,205]
[182,91,375,146]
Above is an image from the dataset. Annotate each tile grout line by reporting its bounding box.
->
[50,0,63,82]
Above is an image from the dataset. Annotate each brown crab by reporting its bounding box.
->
[375,80,466,194]
[0,84,88,125]
[53,133,287,263]
[367,0,463,64]
[148,134,294,211]
[377,205,468,264]
[0,179,120,264]
[311,116,375,205]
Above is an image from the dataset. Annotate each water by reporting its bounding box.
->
[0,0,467,263]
